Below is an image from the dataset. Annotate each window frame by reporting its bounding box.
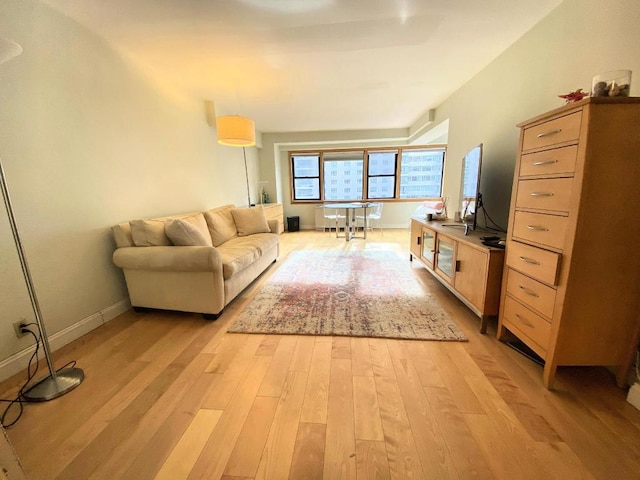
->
[289,145,446,204]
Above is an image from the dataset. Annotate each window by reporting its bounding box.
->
[290,146,445,202]
[291,154,320,201]
[399,149,445,199]
[367,150,397,199]
[323,151,364,201]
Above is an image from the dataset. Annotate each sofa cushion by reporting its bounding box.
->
[112,223,134,248]
[204,204,238,247]
[216,237,262,279]
[231,207,270,236]
[165,213,213,247]
[232,232,279,255]
[130,219,171,247]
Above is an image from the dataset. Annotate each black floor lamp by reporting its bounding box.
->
[0,37,84,401]
[215,114,256,207]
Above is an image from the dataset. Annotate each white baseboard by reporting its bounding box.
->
[0,298,131,383]
[627,383,640,410]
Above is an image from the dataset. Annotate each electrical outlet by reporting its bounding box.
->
[13,321,27,339]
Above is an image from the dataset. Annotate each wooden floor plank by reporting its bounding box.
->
[257,335,298,397]
[331,337,352,359]
[300,341,332,424]
[374,374,424,479]
[154,408,223,480]
[351,337,374,377]
[323,358,357,479]
[123,370,220,480]
[188,356,272,479]
[255,371,309,479]
[355,440,391,480]
[89,352,216,480]
[387,341,458,478]
[289,335,316,372]
[423,386,494,479]
[427,342,485,414]
[202,334,265,410]
[368,338,395,378]
[289,422,326,480]
[223,396,279,478]
[352,376,384,441]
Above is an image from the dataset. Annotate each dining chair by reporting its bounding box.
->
[323,206,346,237]
[356,202,383,235]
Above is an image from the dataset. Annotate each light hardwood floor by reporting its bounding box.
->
[2,229,640,479]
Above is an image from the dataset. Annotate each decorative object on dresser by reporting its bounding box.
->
[497,97,640,389]
[229,251,468,341]
[591,70,632,98]
[410,218,505,334]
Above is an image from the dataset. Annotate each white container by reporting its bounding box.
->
[591,69,632,97]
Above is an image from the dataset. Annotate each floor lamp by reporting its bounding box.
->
[215,115,256,207]
[0,37,84,401]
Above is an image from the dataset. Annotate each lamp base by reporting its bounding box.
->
[22,367,85,402]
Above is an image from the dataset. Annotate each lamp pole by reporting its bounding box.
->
[0,37,84,402]
[242,147,251,207]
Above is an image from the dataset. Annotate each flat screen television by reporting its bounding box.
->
[460,143,483,234]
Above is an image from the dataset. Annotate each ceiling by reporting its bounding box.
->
[40,0,562,133]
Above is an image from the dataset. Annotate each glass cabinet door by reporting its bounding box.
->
[420,228,435,268]
[435,236,456,283]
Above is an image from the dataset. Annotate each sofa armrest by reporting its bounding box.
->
[113,246,222,272]
[267,219,280,234]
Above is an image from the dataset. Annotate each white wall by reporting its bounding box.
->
[0,0,259,378]
[422,0,640,229]
[259,0,640,232]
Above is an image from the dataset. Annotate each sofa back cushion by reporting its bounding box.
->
[129,219,171,247]
[231,207,271,236]
[204,204,238,246]
[165,213,213,247]
[112,223,134,248]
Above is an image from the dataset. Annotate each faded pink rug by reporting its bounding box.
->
[228,251,467,341]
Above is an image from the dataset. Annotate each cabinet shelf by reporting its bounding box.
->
[410,218,505,333]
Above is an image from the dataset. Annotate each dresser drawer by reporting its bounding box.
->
[515,177,574,213]
[502,296,551,355]
[506,241,561,286]
[519,145,578,177]
[505,268,557,318]
[522,111,582,151]
[512,211,569,250]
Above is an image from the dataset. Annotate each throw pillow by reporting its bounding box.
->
[204,205,238,246]
[129,219,171,247]
[165,214,213,247]
[231,207,271,236]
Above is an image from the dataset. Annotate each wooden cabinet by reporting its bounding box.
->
[410,218,505,333]
[261,203,284,234]
[498,97,640,389]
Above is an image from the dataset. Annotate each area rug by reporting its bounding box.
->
[228,251,468,341]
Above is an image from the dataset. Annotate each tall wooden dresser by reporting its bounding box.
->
[497,97,640,388]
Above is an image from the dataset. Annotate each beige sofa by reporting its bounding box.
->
[112,204,279,319]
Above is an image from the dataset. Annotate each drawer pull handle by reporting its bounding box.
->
[526,224,549,231]
[518,285,539,297]
[536,129,562,138]
[519,256,540,265]
[533,159,558,166]
[515,313,535,328]
[529,192,554,197]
